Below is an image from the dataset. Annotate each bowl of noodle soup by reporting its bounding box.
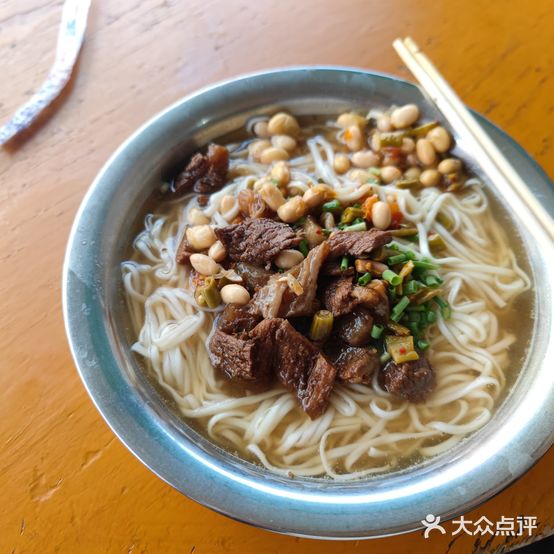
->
[63,67,554,538]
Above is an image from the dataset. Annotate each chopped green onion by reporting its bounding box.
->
[409,121,438,137]
[322,228,333,236]
[426,310,437,323]
[413,260,439,270]
[298,239,309,257]
[404,250,417,260]
[395,179,420,190]
[322,199,342,214]
[380,352,392,364]
[371,324,384,339]
[428,233,447,251]
[358,272,372,286]
[423,274,443,287]
[387,321,411,336]
[369,167,381,176]
[434,297,452,319]
[408,311,421,323]
[340,256,350,271]
[391,311,407,324]
[343,221,367,232]
[388,253,408,265]
[389,288,397,302]
[405,322,421,336]
[391,296,410,322]
[309,310,334,341]
[379,132,405,147]
[352,202,361,208]
[195,277,221,309]
[194,289,207,307]
[383,269,402,286]
[340,206,363,224]
[404,280,421,295]
[407,304,425,312]
[390,227,418,237]
[417,339,430,351]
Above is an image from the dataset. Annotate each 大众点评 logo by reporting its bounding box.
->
[421,514,538,538]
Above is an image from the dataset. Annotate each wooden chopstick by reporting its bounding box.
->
[393,37,554,243]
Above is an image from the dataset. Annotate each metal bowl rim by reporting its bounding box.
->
[62,65,554,540]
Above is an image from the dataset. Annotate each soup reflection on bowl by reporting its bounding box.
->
[64,67,554,539]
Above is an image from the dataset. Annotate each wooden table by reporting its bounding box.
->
[1,1,552,552]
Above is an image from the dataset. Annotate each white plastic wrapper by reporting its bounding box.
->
[0,0,91,145]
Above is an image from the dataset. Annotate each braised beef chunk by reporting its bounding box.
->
[195,143,228,194]
[327,228,392,258]
[197,194,209,207]
[352,279,390,322]
[285,241,329,317]
[175,227,194,265]
[249,318,283,368]
[302,355,337,419]
[322,276,389,321]
[174,143,229,196]
[209,310,275,385]
[250,278,288,319]
[322,276,358,316]
[206,143,229,175]
[335,307,374,347]
[273,320,317,390]
[215,218,301,265]
[274,320,336,419]
[208,329,271,384]
[327,343,380,384]
[233,262,272,293]
[252,241,329,318]
[174,154,208,194]
[216,304,260,336]
[381,355,436,402]
[209,314,337,418]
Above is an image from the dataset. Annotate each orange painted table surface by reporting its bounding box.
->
[1,1,552,552]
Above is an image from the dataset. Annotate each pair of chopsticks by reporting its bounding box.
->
[394,37,554,244]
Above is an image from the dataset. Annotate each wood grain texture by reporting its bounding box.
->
[0,0,552,552]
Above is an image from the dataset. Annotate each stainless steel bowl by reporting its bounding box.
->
[63,67,554,539]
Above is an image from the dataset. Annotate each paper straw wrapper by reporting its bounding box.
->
[0,0,91,146]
